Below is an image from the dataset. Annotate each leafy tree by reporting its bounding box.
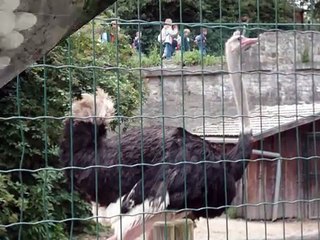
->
[0,20,144,239]
[105,0,301,54]
[299,0,320,29]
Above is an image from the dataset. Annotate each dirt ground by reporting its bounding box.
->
[89,206,320,240]
[80,216,319,240]
[193,216,319,240]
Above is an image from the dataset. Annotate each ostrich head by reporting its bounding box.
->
[225,30,258,134]
[69,88,115,126]
[225,30,258,54]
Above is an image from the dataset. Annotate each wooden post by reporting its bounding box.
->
[174,219,194,240]
[152,219,194,240]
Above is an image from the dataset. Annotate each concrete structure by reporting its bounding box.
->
[141,31,320,132]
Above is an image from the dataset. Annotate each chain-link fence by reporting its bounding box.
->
[1,0,320,239]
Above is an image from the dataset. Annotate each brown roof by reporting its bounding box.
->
[193,104,320,141]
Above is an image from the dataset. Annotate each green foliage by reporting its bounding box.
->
[127,46,224,68]
[96,0,302,64]
[0,171,94,240]
[0,20,143,239]
[109,0,302,55]
[129,44,162,68]
[141,44,162,67]
[0,174,19,238]
[173,50,223,66]
[302,45,310,63]
[297,1,320,27]
[226,207,238,219]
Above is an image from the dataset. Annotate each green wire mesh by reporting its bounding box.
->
[1,0,320,240]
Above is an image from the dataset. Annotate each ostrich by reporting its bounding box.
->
[104,30,258,240]
[225,30,255,133]
[59,31,257,240]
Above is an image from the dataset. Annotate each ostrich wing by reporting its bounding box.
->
[120,131,254,218]
[121,166,177,215]
[120,145,231,219]
[108,165,175,239]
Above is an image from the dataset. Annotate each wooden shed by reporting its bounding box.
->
[193,104,320,221]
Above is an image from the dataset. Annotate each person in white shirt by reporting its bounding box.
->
[158,18,178,60]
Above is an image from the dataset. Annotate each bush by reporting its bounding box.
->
[129,44,162,68]
[0,171,93,240]
[173,50,223,66]
[128,46,224,68]
[226,207,238,219]
[0,20,144,239]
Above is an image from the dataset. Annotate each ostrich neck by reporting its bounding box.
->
[226,51,251,133]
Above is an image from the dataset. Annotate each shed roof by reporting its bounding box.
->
[193,104,320,142]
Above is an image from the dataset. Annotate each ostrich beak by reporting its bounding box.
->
[241,37,258,50]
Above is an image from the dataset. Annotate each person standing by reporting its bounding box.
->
[194,28,207,55]
[181,28,191,52]
[171,24,179,56]
[132,31,142,54]
[100,20,120,43]
[158,18,178,60]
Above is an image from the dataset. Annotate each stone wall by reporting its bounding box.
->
[140,31,320,131]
